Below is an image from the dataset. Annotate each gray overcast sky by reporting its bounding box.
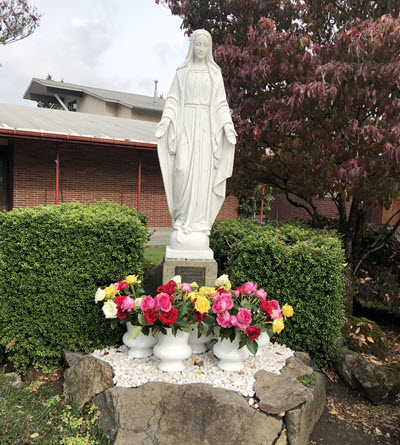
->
[0,0,189,106]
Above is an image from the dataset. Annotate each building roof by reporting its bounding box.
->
[23,78,166,112]
[0,103,158,148]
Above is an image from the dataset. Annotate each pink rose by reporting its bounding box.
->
[237,308,252,330]
[217,310,231,328]
[212,296,227,314]
[141,295,156,312]
[229,315,238,327]
[240,282,258,296]
[256,289,267,301]
[120,296,135,312]
[269,300,282,320]
[181,283,191,292]
[154,293,172,312]
[233,289,240,298]
[220,292,233,310]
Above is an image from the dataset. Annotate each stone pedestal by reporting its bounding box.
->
[162,258,218,287]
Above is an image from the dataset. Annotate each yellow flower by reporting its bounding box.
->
[190,282,199,290]
[272,318,285,334]
[125,275,141,285]
[195,296,211,314]
[197,286,216,297]
[104,285,118,298]
[282,304,294,318]
[188,291,197,301]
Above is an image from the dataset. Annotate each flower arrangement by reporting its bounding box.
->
[95,275,213,340]
[207,276,294,355]
[95,274,293,354]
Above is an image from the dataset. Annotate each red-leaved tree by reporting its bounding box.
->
[0,0,40,46]
[159,1,400,313]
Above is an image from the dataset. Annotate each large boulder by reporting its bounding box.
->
[342,316,389,360]
[254,370,313,414]
[285,365,326,445]
[335,349,400,404]
[94,383,283,445]
[63,355,114,408]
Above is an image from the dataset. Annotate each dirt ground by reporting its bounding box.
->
[309,314,400,445]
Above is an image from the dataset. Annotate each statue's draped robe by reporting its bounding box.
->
[157,65,235,241]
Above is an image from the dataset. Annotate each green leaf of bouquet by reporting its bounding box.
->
[239,338,247,349]
[247,340,258,356]
[266,326,273,337]
[203,316,214,325]
[213,326,220,338]
[160,327,167,335]
[180,326,193,333]
[128,325,143,340]
[138,313,146,326]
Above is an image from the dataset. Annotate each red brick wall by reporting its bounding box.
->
[268,193,352,222]
[11,139,238,227]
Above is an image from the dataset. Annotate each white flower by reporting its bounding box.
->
[215,274,230,287]
[172,275,182,284]
[134,297,143,309]
[102,301,118,318]
[95,288,106,303]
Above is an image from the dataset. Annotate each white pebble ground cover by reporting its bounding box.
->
[92,340,293,402]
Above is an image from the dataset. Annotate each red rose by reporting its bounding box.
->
[114,295,128,319]
[157,284,166,294]
[194,310,206,322]
[144,308,159,325]
[164,280,177,295]
[118,280,129,291]
[246,326,261,341]
[169,295,175,303]
[159,308,178,326]
[260,300,273,315]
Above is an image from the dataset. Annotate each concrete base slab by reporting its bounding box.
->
[162,258,218,287]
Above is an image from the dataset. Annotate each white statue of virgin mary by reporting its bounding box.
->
[156,29,236,259]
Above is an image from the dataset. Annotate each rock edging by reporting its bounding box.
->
[62,349,325,445]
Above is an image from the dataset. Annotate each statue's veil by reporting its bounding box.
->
[179,29,220,71]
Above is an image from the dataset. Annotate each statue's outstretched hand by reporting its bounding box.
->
[156,117,171,138]
[224,123,237,145]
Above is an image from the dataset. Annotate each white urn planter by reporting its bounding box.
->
[188,328,213,354]
[122,322,156,358]
[256,332,270,356]
[213,337,250,371]
[153,328,192,372]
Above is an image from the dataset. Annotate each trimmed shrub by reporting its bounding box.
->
[211,219,345,367]
[0,201,148,372]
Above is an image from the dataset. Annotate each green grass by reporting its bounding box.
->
[0,369,112,445]
[145,247,165,266]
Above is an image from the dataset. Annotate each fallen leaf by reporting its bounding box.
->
[375,427,382,435]
[329,410,338,415]
[368,324,373,330]
[367,337,374,343]
[194,360,204,367]
[355,328,360,334]
[30,433,39,439]
[5,341,15,350]
[237,371,244,375]
[196,371,202,375]
[103,352,109,356]
[80,423,88,433]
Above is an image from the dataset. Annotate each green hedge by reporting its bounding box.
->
[211,219,345,367]
[0,201,148,372]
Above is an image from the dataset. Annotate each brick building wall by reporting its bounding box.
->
[10,139,238,226]
[268,192,382,225]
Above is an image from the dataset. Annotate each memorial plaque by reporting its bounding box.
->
[175,267,206,286]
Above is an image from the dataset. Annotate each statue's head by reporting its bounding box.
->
[181,29,219,69]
